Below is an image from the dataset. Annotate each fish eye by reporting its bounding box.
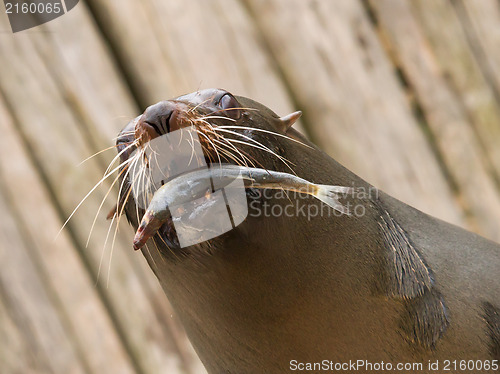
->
[218,93,242,120]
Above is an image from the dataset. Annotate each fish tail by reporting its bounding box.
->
[314,184,354,215]
[133,210,162,250]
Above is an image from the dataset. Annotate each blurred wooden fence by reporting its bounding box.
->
[0,0,499,373]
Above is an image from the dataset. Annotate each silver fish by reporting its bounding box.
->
[133,165,354,250]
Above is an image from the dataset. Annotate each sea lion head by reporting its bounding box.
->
[115,88,358,258]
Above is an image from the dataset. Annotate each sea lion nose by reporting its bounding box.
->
[135,101,189,145]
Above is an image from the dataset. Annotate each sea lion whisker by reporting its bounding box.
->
[155,230,181,260]
[95,212,115,285]
[196,130,269,173]
[107,211,122,289]
[198,127,250,168]
[210,142,247,168]
[199,123,259,168]
[78,144,122,166]
[186,128,199,166]
[111,146,144,221]
[97,210,117,286]
[211,128,296,174]
[143,140,170,188]
[86,165,130,248]
[218,129,294,168]
[127,151,149,227]
[103,139,138,173]
[225,137,296,174]
[188,96,216,114]
[151,150,170,184]
[210,137,253,168]
[190,120,245,167]
[207,132,271,170]
[228,147,263,169]
[196,130,224,168]
[151,238,168,264]
[117,168,136,225]
[138,157,153,223]
[115,163,142,257]
[168,124,185,149]
[207,135,255,169]
[199,123,261,167]
[118,158,140,227]
[100,140,139,184]
[141,141,158,196]
[97,142,140,221]
[198,115,236,123]
[57,156,134,239]
[194,134,217,166]
[142,242,159,270]
[66,152,135,282]
[205,107,258,117]
[216,126,313,149]
[110,130,136,142]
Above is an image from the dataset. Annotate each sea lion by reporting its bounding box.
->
[115,89,500,373]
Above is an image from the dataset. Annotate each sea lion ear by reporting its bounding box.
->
[276,111,302,133]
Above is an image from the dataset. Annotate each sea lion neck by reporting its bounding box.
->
[139,180,388,373]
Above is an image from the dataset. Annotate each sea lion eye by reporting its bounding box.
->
[218,93,242,120]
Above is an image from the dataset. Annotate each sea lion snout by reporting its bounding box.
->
[135,100,192,146]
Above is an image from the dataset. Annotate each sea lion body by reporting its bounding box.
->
[116,89,500,373]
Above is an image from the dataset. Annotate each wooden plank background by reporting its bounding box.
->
[0,0,499,373]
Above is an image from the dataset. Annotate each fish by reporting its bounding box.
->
[133,165,354,250]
